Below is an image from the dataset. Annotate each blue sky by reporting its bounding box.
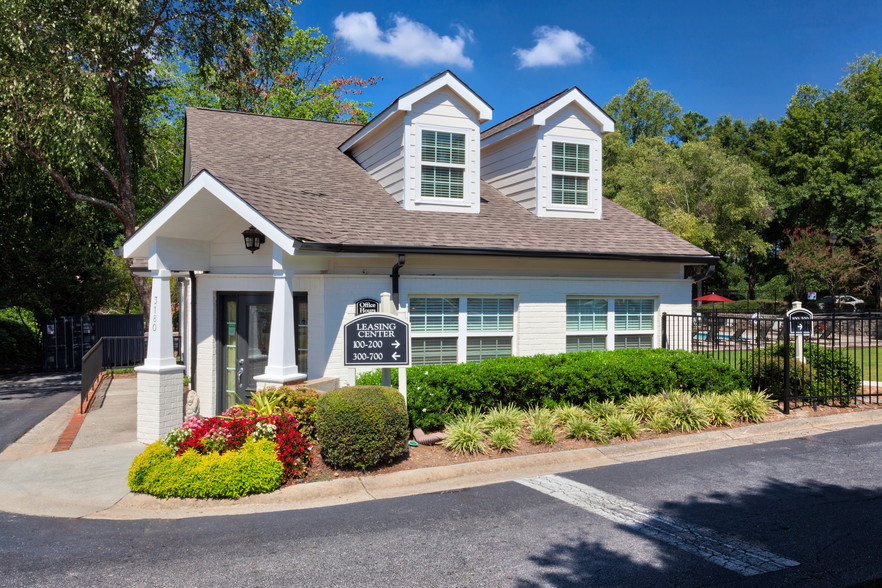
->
[291,0,881,127]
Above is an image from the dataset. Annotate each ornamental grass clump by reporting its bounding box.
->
[483,403,526,433]
[699,393,736,427]
[647,412,675,433]
[441,408,488,454]
[567,416,609,444]
[605,412,642,440]
[530,423,556,446]
[553,403,589,427]
[622,394,659,423]
[488,427,519,452]
[586,399,618,421]
[662,392,711,432]
[727,389,774,423]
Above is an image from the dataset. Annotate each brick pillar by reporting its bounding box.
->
[135,269,184,443]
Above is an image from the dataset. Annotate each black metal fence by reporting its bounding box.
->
[662,311,882,412]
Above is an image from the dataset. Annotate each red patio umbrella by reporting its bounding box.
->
[693,294,735,303]
[693,294,734,333]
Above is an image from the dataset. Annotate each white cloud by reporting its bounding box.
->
[514,26,593,69]
[334,12,474,70]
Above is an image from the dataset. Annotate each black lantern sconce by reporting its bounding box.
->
[242,226,265,254]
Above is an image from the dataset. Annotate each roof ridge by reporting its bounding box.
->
[187,106,364,129]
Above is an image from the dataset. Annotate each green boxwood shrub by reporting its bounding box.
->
[128,439,285,499]
[358,349,746,430]
[316,386,409,469]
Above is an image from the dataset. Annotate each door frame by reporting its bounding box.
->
[215,291,308,414]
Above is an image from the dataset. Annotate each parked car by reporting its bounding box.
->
[819,295,864,311]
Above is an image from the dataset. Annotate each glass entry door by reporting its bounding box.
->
[218,292,308,413]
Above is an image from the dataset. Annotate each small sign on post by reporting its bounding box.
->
[355,298,380,316]
[787,308,813,337]
[343,313,410,367]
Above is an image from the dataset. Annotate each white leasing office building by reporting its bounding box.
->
[122,72,716,442]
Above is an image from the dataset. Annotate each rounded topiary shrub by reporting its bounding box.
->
[316,385,409,470]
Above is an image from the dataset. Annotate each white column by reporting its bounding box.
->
[254,244,306,387]
[135,268,184,443]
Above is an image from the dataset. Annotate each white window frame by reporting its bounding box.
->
[565,295,657,351]
[408,295,518,364]
[542,133,599,214]
[414,123,474,209]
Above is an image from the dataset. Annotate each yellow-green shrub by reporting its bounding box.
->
[128,439,285,499]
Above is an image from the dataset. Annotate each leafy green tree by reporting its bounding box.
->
[0,0,375,320]
[605,136,771,278]
[604,78,682,144]
[780,228,860,301]
[672,111,710,144]
[769,54,882,241]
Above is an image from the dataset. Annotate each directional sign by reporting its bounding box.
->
[343,313,410,367]
[787,308,813,336]
[355,298,380,316]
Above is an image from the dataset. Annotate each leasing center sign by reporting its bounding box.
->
[343,314,410,367]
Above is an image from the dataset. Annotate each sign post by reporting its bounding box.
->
[787,303,813,363]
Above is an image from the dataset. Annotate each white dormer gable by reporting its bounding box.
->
[341,71,492,214]
[481,88,615,219]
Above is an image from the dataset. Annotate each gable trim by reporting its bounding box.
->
[341,71,492,153]
[121,170,298,259]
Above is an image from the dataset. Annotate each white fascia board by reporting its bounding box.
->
[533,89,615,134]
[342,72,493,154]
[339,102,399,153]
[398,73,492,123]
[121,170,297,259]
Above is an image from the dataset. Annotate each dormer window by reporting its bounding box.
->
[551,141,590,206]
[421,130,466,199]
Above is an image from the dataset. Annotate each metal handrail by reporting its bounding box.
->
[80,335,149,413]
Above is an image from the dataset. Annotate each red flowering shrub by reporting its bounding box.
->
[162,411,311,481]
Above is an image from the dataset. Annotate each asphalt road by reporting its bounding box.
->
[0,372,79,452]
[1,425,881,587]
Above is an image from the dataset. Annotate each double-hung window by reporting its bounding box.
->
[551,141,591,206]
[410,296,515,365]
[613,298,654,349]
[566,296,655,351]
[566,297,608,352]
[421,130,466,199]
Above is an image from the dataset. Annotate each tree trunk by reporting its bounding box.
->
[747,254,757,300]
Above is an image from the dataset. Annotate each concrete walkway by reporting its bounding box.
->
[1,375,881,521]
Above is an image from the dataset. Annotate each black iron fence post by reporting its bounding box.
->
[661,312,668,349]
[783,315,791,415]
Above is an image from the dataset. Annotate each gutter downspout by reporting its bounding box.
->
[383,254,406,388]
[391,254,406,308]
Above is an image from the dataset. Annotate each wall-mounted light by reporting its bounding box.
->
[242,226,265,254]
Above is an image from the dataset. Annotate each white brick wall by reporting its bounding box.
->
[136,367,184,443]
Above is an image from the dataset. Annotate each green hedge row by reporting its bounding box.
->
[0,317,39,367]
[358,349,746,430]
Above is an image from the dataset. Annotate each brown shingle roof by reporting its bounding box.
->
[185,107,713,261]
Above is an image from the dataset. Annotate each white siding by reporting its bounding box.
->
[481,128,539,212]
[349,114,406,204]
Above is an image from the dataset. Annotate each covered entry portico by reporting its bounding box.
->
[121,172,306,442]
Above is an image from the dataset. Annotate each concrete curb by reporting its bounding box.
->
[88,409,882,521]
